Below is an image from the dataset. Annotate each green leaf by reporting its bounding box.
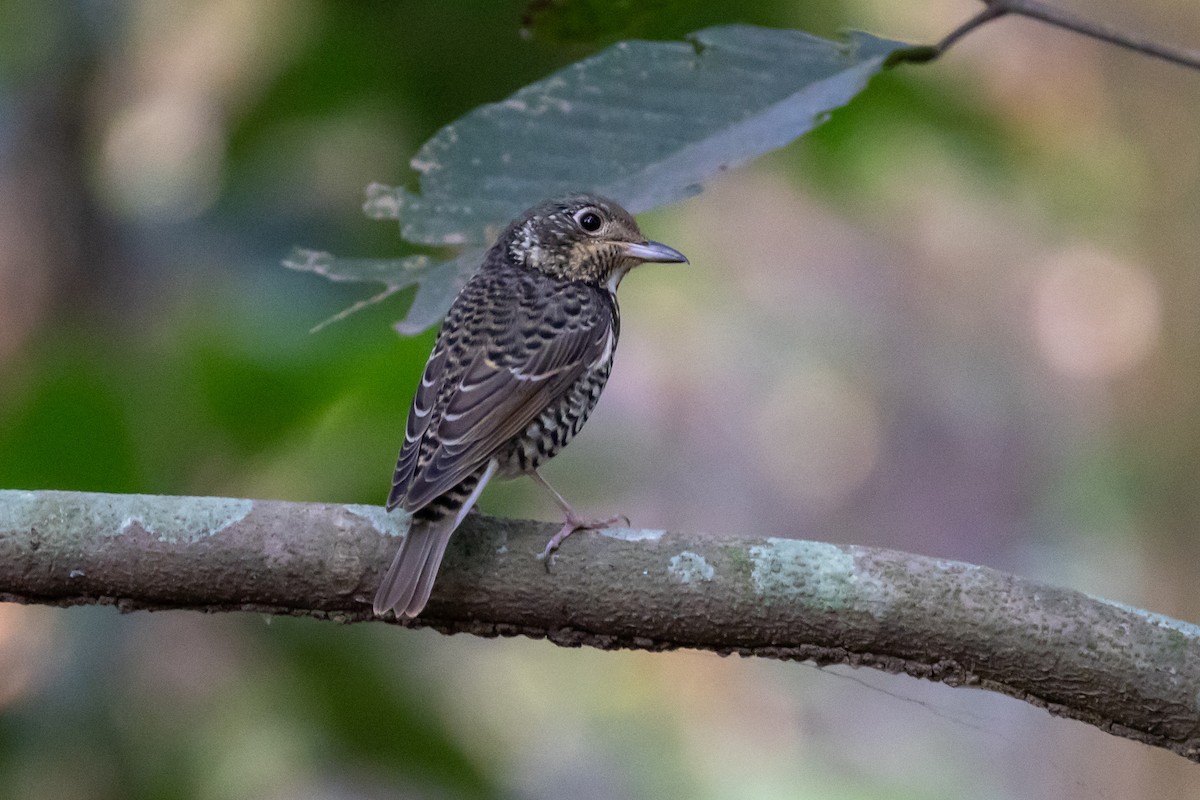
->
[298,24,910,333]
[392,248,485,336]
[283,247,432,286]
[390,25,906,245]
[283,247,481,334]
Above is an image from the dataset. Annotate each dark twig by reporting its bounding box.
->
[894,0,1200,70]
[939,2,1010,54]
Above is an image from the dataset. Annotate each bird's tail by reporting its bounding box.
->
[373,460,497,618]
[372,513,456,618]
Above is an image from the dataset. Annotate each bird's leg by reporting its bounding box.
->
[530,469,629,561]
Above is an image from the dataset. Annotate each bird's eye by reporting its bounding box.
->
[574,209,604,233]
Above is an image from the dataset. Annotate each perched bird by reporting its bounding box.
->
[373,193,687,618]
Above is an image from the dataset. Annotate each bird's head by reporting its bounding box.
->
[501,194,687,290]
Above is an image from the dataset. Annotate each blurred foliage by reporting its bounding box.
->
[519,0,847,44]
[0,353,142,493]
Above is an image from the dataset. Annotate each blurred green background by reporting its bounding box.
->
[2,0,1199,797]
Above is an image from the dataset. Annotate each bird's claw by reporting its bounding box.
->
[536,512,630,569]
[536,522,573,566]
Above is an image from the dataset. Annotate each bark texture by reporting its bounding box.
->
[1,489,1197,761]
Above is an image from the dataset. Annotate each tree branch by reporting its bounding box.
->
[1,489,1198,761]
[893,0,1200,70]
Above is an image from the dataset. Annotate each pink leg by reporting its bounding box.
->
[530,470,629,560]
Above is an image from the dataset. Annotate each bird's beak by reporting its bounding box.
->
[621,240,689,264]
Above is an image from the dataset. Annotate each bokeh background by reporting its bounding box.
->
[2,1,1199,797]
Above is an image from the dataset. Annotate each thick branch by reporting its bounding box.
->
[1,489,1198,761]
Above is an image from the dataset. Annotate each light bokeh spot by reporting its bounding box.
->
[1032,245,1161,379]
[753,367,881,510]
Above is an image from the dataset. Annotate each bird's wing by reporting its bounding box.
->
[388,340,449,508]
[389,276,613,512]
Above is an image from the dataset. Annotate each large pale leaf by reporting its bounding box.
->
[283,247,483,335]
[298,24,910,333]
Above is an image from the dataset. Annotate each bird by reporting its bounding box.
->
[373,193,688,619]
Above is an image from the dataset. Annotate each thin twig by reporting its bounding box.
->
[1008,0,1200,69]
[939,3,1009,54]
[895,0,1200,70]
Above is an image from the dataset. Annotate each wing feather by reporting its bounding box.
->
[389,268,613,513]
[387,344,449,509]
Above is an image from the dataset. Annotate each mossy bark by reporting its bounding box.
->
[1,489,1197,761]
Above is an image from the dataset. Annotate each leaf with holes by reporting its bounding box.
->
[295,24,910,333]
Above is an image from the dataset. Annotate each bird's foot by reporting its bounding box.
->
[536,512,630,564]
